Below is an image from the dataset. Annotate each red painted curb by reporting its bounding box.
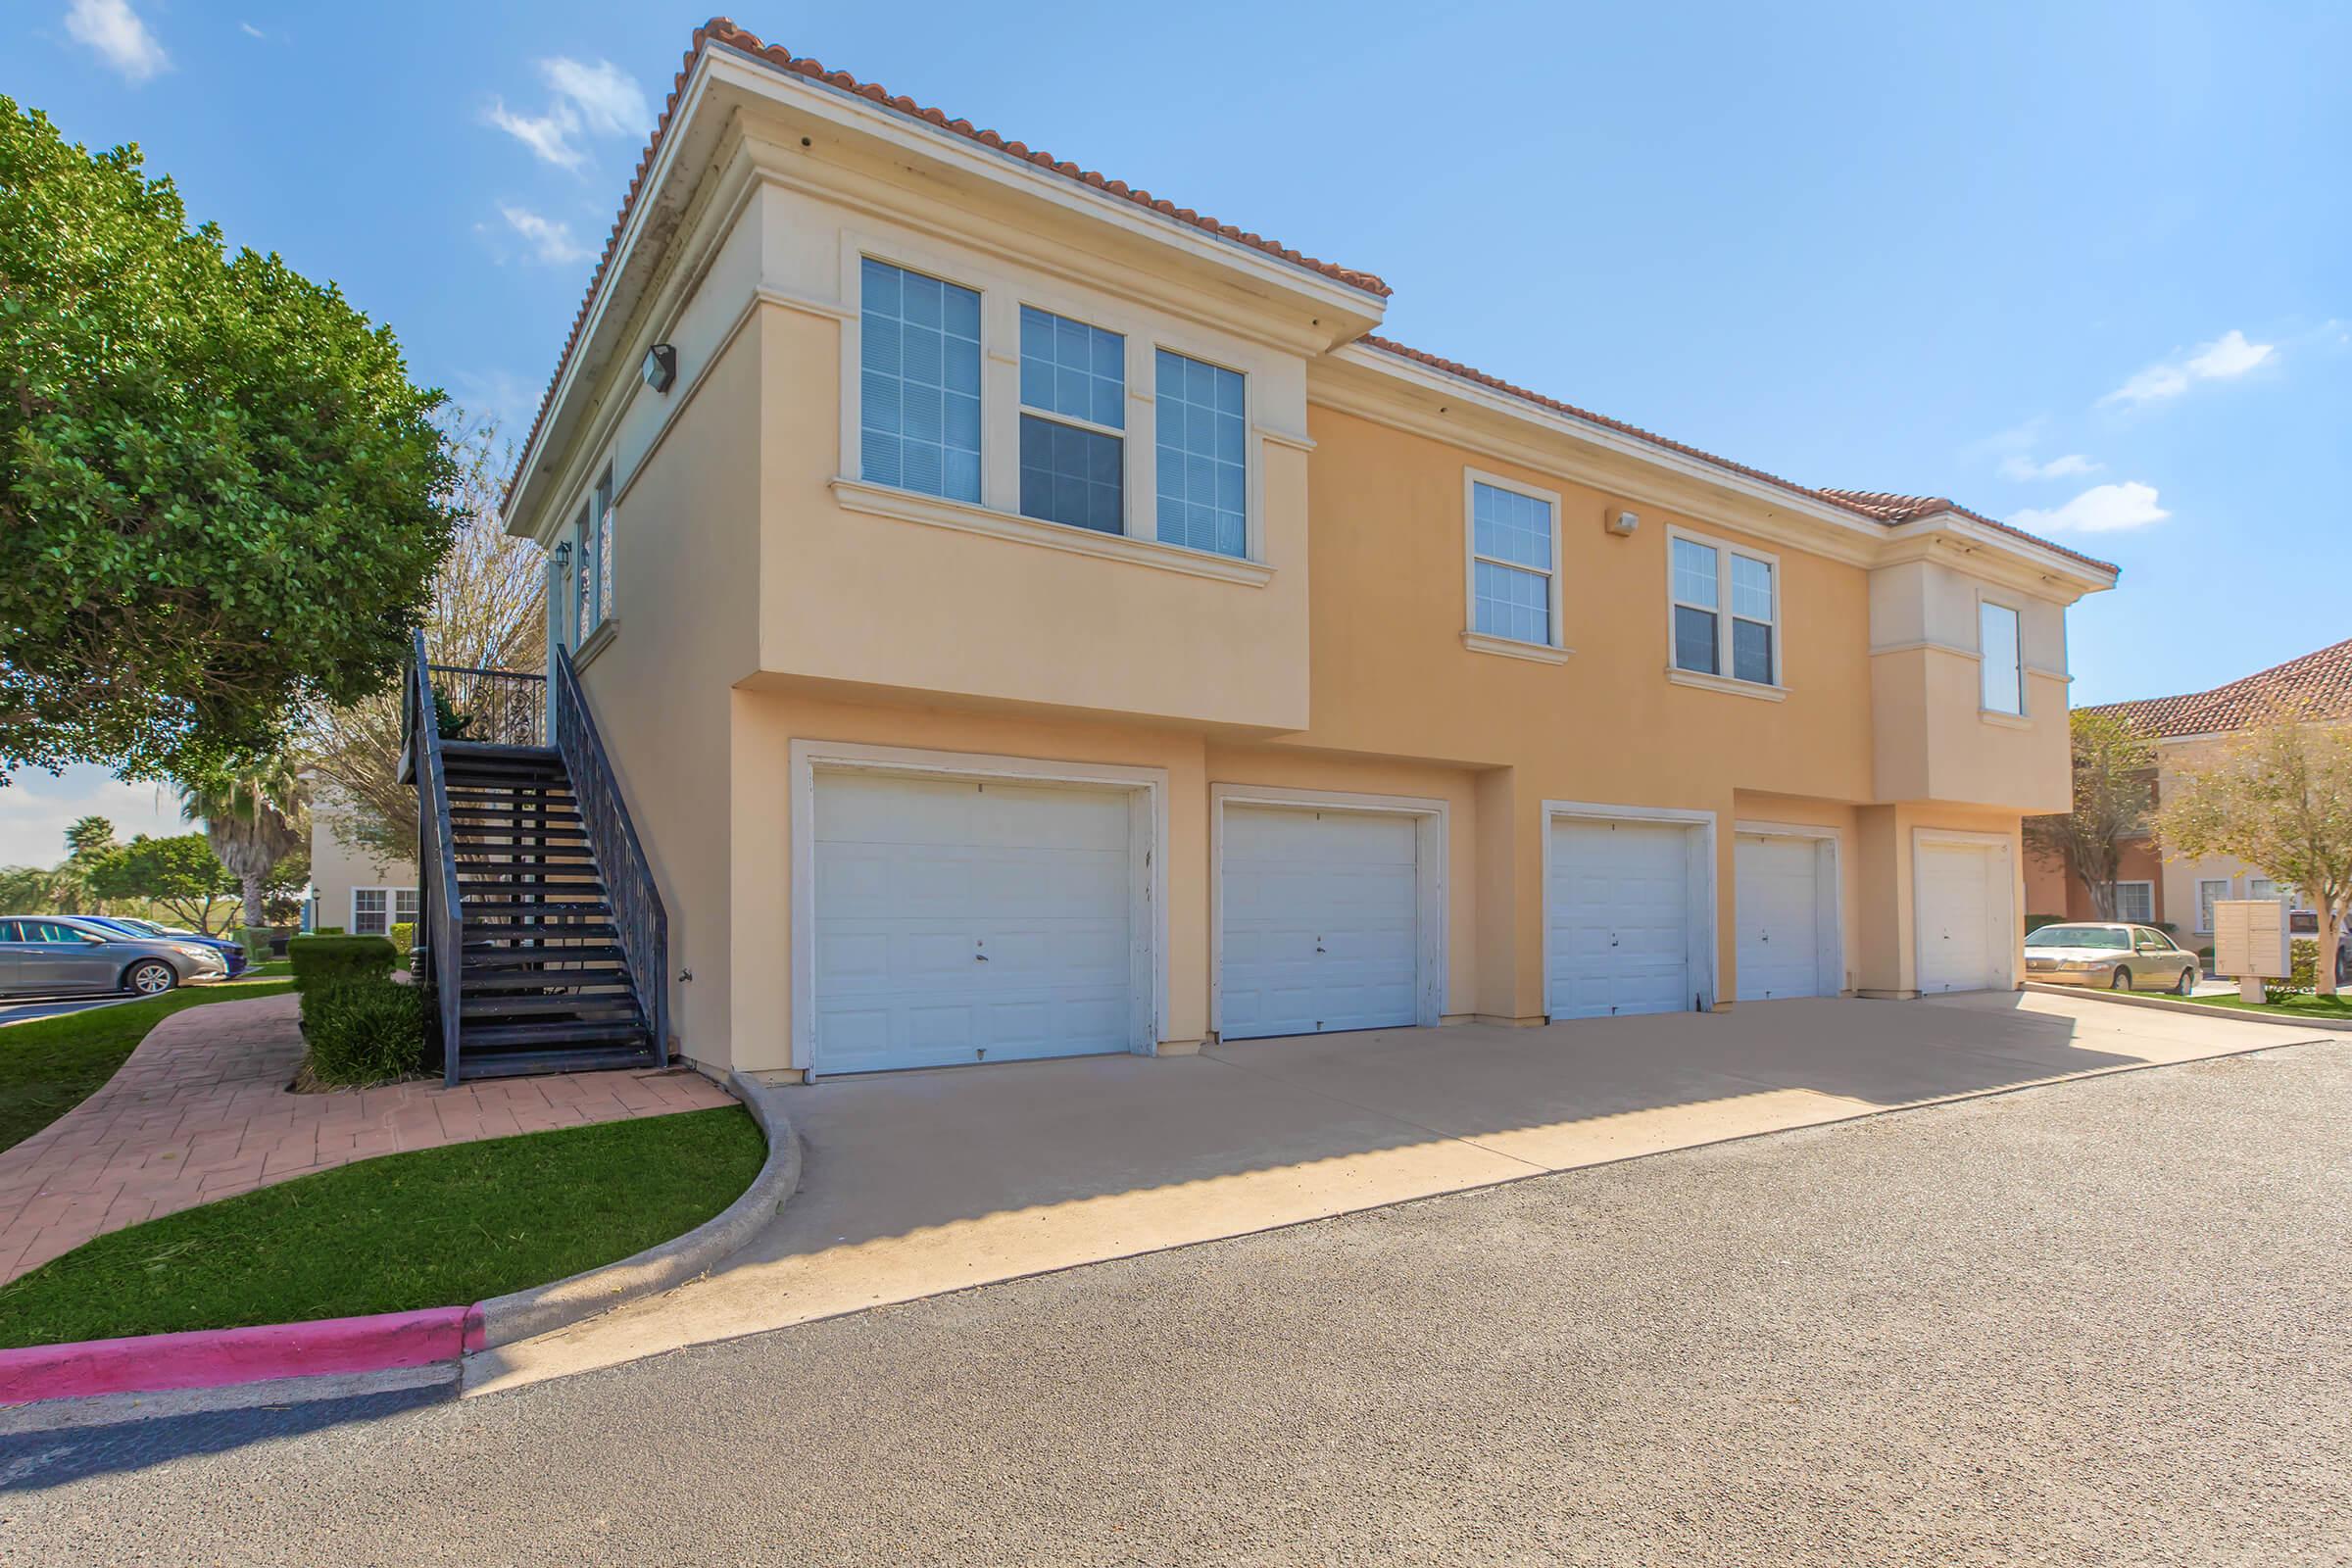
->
[0,1302,487,1407]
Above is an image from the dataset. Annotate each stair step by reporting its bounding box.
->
[462,920,618,941]
[461,1018,650,1051]
[455,1043,657,1079]
[459,876,603,891]
[461,993,643,1019]
[442,741,562,763]
[460,965,633,992]
[461,944,628,968]
[444,790,576,805]
[448,802,581,816]
[464,905,612,923]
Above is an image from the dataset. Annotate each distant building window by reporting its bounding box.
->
[2114,881,2154,923]
[860,259,982,503]
[1470,480,1556,646]
[394,889,420,925]
[1153,350,1247,558]
[353,889,389,936]
[2196,878,2230,933]
[1981,601,2024,714]
[1017,306,1125,535]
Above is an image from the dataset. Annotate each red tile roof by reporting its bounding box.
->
[2085,637,2352,737]
[1361,342,2119,575]
[508,17,1387,501]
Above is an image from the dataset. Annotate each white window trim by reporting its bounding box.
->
[2195,876,2231,934]
[1208,784,1450,1038]
[1461,467,1567,659]
[1976,592,2027,719]
[2112,879,2156,924]
[787,740,1172,1076]
[836,229,1270,567]
[1664,525,1785,692]
[348,886,416,937]
[1541,800,1719,1016]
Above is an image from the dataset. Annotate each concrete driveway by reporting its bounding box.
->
[468,990,2318,1395]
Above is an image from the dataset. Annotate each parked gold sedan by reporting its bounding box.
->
[2023,922,2200,994]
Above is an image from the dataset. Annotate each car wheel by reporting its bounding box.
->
[125,960,176,997]
[2111,965,2132,992]
[2175,965,2196,997]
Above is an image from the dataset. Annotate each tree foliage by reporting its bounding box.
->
[305,418,545,860]
[2024,711,2156,919]
[88,833,238,933]
[0,98,461,783]
[2157,710,2352,997]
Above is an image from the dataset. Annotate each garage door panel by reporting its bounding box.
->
[1220,806,1424,1041]
[1916,842,2007,995]
[811,772,1139,1075]
[1736,834,1830,1001]
[1546,818,1698,1020]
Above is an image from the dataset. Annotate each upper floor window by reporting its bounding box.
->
[860,259,982,504]
[572,462,614,642]
[1468,479,1556,647]
[1981,600,2024,714]
[1018,306,1125,535]
[1154,350,1247,559]
[1670,533,1777,685]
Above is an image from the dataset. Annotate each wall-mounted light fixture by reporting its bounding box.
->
[642,343,678,394]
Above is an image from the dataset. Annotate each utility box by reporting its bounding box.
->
[2214,899,2291,1001]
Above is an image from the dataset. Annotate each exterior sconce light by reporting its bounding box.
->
[642,343,678,394]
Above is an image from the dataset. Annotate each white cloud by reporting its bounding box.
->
[239,21,265,39]
[2100,328,2277,406]
[498,205,591,265]
[0,765,181,868]
[541,58,649,137]
[65,0,170,83]
[484,100,585,171]
[1997,452,2101,482]
[484,57,648,170]
[2009,481,2171,534]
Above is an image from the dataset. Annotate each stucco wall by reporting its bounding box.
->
[308,787,416,933]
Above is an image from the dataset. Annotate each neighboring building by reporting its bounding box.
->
[460,20,2118,1082]
[307,782,417,937]
[2029,637,2352,947]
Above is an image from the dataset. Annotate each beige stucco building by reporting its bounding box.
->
[307,783,417,938]
[500,21,2118,1080]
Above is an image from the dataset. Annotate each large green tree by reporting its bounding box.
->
[88,833,238,933]
[0,98,461,783]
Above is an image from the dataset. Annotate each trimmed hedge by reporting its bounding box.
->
[287,934,398,991]
[300,977,428,1086]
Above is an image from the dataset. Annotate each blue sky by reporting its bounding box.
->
[5,0,2345,864]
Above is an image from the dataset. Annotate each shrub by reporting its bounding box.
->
[313,925,345,936]
[300,978,427,1086]
[287,934,398,991]
[388,920,416,956]
[2025,913,2066,934]
[2263,938,2321,1004]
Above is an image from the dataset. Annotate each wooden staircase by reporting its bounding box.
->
[440,741,658,1078]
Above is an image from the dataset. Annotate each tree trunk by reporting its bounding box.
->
[240,870,266,932]
[2321,903,2344,999]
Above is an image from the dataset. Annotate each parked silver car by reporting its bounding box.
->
[0,915,229,998]
[2023,921,2200,995]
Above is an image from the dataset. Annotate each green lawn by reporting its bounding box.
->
[0,976,298,1154]
[2181,991,2352,1021]
[0,1105,764,1348]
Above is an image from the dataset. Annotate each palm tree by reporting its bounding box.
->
[181,760,310,932]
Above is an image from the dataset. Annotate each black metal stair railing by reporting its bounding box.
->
[401,630,469,1085]
[552,645,669,1067]
[423,662,547,749]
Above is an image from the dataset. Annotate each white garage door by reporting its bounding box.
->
[1220,806,1419,1040]
[810,772,1137,1074]
[1916,841,2008,994]
[1735,833,1829,1001]
[1546,818,1699,1019]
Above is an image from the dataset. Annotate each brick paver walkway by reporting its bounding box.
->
[0,992,732,1284]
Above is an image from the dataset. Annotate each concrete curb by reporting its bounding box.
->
[2023,981,2352,1031]
[0,1304,483,1408]
[468,1066,802,1349]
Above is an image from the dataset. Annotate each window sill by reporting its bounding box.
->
[573,619,619,672]
[1462,631,1570,664]
[1665,666,1788,702]
[830,477,1272,587]
[1979,707,2034,730]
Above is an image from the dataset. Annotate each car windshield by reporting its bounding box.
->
[2025,925,2129,950]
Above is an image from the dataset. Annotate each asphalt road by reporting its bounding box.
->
[7,1041,2349,1566]
[0,994,140,1028]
